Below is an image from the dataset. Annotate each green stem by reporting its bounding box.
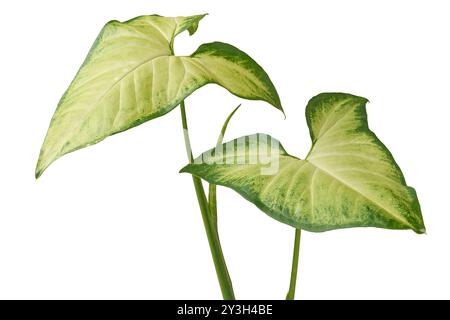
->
[179,100,235,300]
[208,105,241,232]
[286,228,301,300]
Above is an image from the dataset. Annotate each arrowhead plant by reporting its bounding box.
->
[36,14,425,300]
[182,92,425,299]
[36,14,282,299]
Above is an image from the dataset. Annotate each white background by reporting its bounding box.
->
[0,0,449,299]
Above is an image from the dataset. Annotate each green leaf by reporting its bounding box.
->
[181,93,425,234]
[36,15,282,178]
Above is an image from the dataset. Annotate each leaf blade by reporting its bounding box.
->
[182,93,425,233]
[36,15,282,178]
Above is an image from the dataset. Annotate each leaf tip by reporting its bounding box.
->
[35,159,46,179]
[270,93,284,115]
[268,98,284,118]
[35,152,54,180]
[179,165,190,174]
[35,166,43,180]
[187,13,208,36]
[414,226,426,234]
[409,214,426,234]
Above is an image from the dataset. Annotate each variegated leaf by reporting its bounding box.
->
[36,15,282,178]
[182,93,425,233]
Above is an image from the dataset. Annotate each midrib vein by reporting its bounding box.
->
[306,159,413,228]
[63,52,171,146]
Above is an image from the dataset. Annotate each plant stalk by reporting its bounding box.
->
[179,100,235,300]
[208,105,241,232]
[286,228,301,300]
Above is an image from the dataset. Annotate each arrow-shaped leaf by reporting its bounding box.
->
[36,15,282,178]
[181,93,425,233]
